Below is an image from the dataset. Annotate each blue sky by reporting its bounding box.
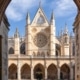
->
[5,0,77,37]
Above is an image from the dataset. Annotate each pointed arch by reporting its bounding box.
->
[47,64,57,80]
[9,47,14,54]
[8,63,17,79]
[21,64,31,79]
[60,64,70,80]
[34,63,45,80]
[31,7,49,26]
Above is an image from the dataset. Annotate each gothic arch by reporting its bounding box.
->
[9,47,14,54]
[47,64,57,80]
[20,42,25,54]
[34,63,45,80]
[8,63,17,79]
[60,64,70,80]
[21,64,31,79]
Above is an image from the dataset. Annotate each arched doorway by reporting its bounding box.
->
[34,64,45,80]
[47,64,57,80]
[21,64,31,79]
[60,64,70,80]
[8,64,17,79]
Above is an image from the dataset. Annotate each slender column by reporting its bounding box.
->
[45,67,47,80]
[31,56,33,80]
[70,66,73,80]
[31,67,33,80]
[58,67,60,80]
[17,55,21,80]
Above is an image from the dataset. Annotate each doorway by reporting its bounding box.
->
[34,64,44,80]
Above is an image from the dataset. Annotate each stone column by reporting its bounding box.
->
[31,67,33,80]
[70,67,73,80]
[58,67,60,80]
[17,55,21,80]
[45,67,47,80]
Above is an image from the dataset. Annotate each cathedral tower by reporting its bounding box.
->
[14,28,20,55]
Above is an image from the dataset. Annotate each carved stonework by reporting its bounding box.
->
[33,33,47,48]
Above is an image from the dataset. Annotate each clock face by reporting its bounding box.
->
[33,33,47,48]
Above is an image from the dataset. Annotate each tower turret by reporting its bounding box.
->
[14,28,20,55]
[26,12,30,25]
[50,11,56,55]
[63,24,69,56]
[50,11,55,26]
[14,28,20,38]
[63,24,69,44]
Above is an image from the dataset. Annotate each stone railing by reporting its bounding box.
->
[8,54,75,60]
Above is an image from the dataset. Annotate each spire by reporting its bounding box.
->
[50,11,55,25]
[14,28,20,38]
[64,23,68,35]
[60,28,63,36]
[39,0,41,8]
[26,12,30,25]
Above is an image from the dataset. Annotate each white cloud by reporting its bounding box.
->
[6,0,44,21]
[6,5,23,21]
[6,0,77,21]
[52,0,77,17]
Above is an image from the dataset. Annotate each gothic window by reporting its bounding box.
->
[33,33,47,48]
[64,37,68,44]
[56,44,61,56]
[56,50,58,56]
[20,43,25,54]
[37,15,45,24]
[9,47,14,54]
